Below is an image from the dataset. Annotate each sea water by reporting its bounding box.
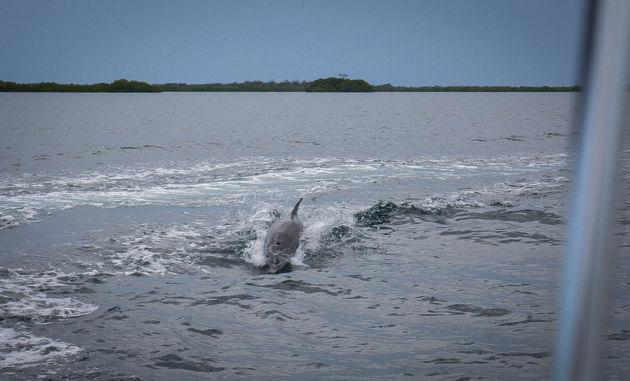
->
[0,92,628,380]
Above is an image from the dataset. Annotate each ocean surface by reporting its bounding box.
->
[0,92,628,380]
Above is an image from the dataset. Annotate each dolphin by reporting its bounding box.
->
[264,198,304,273]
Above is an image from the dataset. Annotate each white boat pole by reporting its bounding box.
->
[555,0,630,380]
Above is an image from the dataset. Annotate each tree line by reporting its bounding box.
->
[159,80,310,92]
[0,79,161,92]
[374,83,581,92]
[0,78,581,93]
[305,77,375,92]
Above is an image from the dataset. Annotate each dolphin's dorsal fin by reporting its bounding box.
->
[291,197,303,219]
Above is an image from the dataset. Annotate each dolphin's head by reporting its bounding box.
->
[267,253,289,273]
[265,238,291,273]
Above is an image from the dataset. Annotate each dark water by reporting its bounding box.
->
[0,92,628,380]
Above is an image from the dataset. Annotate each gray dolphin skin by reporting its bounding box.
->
[264,198,304,273]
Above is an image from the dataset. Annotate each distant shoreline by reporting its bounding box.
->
[0,78,581,93]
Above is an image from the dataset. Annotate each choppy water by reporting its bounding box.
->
[0,92,628,380]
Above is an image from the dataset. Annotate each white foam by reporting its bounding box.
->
[0,213,18,228]
[105,223,214,275]
[241,203,277,267]
[0,205,41,230]
[248,238,268,267]
[110,245,169,275]
[0,154,568,230]
[0,327,81,368]
[0,269,99,321]
[2,294,98,320]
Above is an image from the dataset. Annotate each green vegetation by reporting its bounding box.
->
[0,79,161,92]
[0,77,581,93]
[159,80,309,92]
[374,83,581,92]
[305,77,375,92]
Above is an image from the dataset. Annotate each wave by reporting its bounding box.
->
[354,201,461,226]
[354,201,563,227]
[0,155,567,230]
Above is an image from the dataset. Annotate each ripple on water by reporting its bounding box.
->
[150,353,224,373]
[246,279,347,296]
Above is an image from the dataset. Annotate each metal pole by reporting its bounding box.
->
[555,1,630,380]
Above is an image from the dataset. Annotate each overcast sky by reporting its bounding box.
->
[0,0,586,86]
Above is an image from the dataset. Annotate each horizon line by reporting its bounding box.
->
[0,78,581,89]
